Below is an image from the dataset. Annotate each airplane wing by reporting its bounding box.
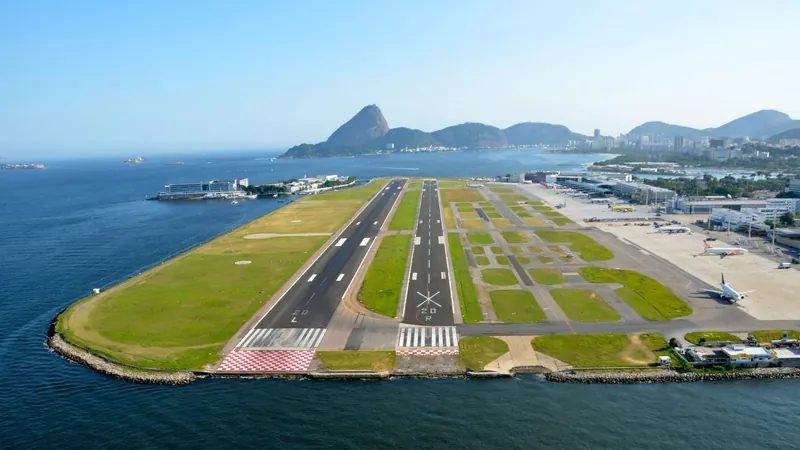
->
[701,289,724,296]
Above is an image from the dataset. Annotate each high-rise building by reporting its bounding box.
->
[593,129,601,139]
[710,138,725,149]
[674,136,685,151]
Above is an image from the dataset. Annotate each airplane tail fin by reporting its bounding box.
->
[703,239,711,249]
[721,273,725,285]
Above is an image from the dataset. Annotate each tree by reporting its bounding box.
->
[780,212,795,226]
[668,338,680,348]
[698,338,707,346]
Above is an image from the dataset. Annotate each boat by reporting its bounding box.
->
[231,200,238,205]
[273,194,278,198]
[165,162,184,165]
[124,156,144,164]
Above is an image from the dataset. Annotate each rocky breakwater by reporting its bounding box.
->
[47,334,197,385]
[546,368,800,384]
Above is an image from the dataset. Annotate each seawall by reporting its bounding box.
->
[545,368,800,384]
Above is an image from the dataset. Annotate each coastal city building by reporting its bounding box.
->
[611,181,676,204]
[163,178,249,196]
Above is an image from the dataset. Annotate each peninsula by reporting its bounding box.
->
[49,176,800,384]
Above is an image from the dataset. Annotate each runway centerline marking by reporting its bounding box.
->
[336,274,344,281]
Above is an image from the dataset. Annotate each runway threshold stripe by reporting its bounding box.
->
[299,329,316,347]
[336,273,345,281]
[335,238,347,247]
[313,329,327,347]
[307,274,317,282]
[236,328,257,348]
[360,238,370,246]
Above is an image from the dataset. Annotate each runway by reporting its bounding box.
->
[401,180,455,326]
[241,179,406,345]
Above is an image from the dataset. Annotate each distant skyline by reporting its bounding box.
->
[2,0,799,158]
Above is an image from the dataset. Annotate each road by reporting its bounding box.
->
[401,179,455,326]
[249,179,406,333]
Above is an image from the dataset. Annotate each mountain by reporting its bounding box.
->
[432,123,507,148]
[281,105,590,158]
[626,110,800,140]
[768,128,800,144]
[504,122,588,146]
[325,104,389,146]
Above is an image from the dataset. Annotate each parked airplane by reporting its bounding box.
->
[702,273,755,302]
[702,239,748,256]
[656,226,691,234]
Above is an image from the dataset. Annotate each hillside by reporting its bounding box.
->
[280,105,589,158]
[626,110,799,140]
[768,128,800,144]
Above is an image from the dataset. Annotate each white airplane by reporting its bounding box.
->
[702,273,755,302]
[657,226,691,234]
[701,239,748,256]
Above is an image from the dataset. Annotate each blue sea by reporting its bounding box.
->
[1,149,799,449]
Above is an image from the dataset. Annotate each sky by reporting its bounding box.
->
[2,0,799,158]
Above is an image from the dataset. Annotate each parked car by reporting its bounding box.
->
[778,262,792,269]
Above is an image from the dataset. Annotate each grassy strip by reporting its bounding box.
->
[499,194,529,202]
[508,246,523,254]
[490,290,546,323]
[578,267,692,320]
[535,231,613,261]
[523,218,547,227]
[448,233,482,323]
[489,187,516,193]
[467,232,494,245]
[501,231,530,244]
[316,351,396,371]
[517,256,531,264]
[490,246,503,254]
[492,219,511,228]
[552,217,574,226]
[476,256,490,266]
[56,180,384,370]
[358,235,412,317]
[461,219,486,229]
[496,256,510,265]
[538,255,553,264]
[472,246,486,255]
[684,332,741,345]
[533,333,668,367]
[750,330,800,342]
[388,190,421,231]
[481,268,518,286]
[486,212,503,219]
[550,288,621,322]
[527,268,566,285]
[528,246,542,253]
[441,188,485,204]
[459,336,509,370]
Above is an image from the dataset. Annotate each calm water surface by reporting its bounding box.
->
[1,150,798,449]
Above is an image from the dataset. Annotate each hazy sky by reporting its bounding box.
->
[2,0,799,157]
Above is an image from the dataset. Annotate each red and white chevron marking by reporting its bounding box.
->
[217,350,315,372]
[396,348,459,356]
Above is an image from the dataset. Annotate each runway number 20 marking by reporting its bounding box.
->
[291,309,309,323]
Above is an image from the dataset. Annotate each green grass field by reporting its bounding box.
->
[533,333,668,367]
[578,267,692,320]
[459,212,480,220]
[684,332,741,345]
[508,246,523,254]
[535,231,613,261]
[490,290,546,323]
[449,233,482,323]
[533,205,553,212]
[501,231,530,244]
[491,219,511,228]
[489,186,516,193]
[467,232,494,245]
[517,212,532,218]
[498,194,529,202]
[550,288,621,322]
[523,217,548,227]
[750,330,800,342]
[479,202,493,207]
[527,268,566,285]
[407,180,423,189]
[459,336,509,370]
[388,190,421,231]
[472,246,486,255]
[358,235,412,317]
[461,219,486,229]
[441,188,485,204]
[547,245,564,253]
[496,255,510,265]
[528,246,542,252]
[476,256,490,265]
[538,255,553,264]
[56,180,385,370]
[551,217,574,226]
[457,205,475,213]
[509,206,525,213]
[316,351,396,371]
[481,268,518,286]
[490,246,503,254]
[517,256,531,264]
[486,212,503,219]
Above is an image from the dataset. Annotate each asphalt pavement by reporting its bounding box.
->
[402,180,455,326]
[251,179,406,332]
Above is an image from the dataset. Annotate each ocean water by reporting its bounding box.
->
[1,150,799,449]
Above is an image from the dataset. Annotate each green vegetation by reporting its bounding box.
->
[535,231,613,261]
[481,268,519,286]
[489,186,516,193]
[578,267,692,320]
[684,332,741,345]
[538,255,553,264]
[517,212,532,218]
[547,245,563,253]
[552,217,574,226]
[517,256,531,264]
[459,336,509,370]
[476,256,491,266]
[498,194,529,202]
[533,205,553,212]
[501,231,530,244]
[541,210,564,217]
[550,289,621,322]
[441,188,485,204]
[316,351,396,372]
[459,211,480,220]
[496,256,510,265]
[508,246,523,254]
[491,218,511,228]
[528,246,542,253]
[527,268,566,285]
[467,232,494,245]
[388,190,421,231]
[750,330,800,342]
[408,180,423,189]
[479,202,493,207]
[358,235,412,317]
[461,219,485,229]
[490,246,503,254]
[509,206,525,213]
[490,290,547,323]
[523,217,548,227]
[56,181,385,369]
[533,333,667,367]
[472,246,486,255]
[486,212,503,219]
[448,233,482,323]
[639,173,788,198]
[457,204,474,213]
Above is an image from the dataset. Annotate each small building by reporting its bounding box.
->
[721,345,775,367]
[612,182,676,204]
